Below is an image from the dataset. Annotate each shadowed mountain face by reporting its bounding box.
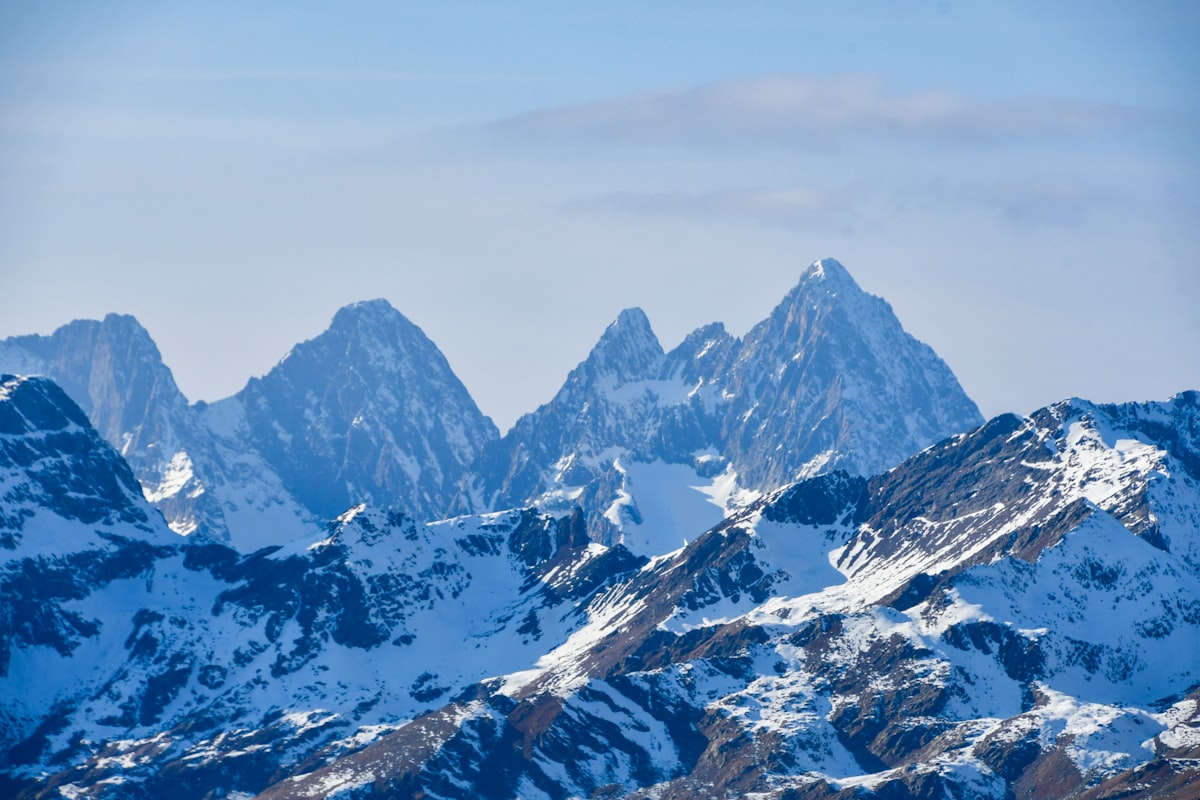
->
[0,374,160,546]
[477,258,983,547]
[0,314,189,456]
[0,316,222,536]
[237,299,500,521]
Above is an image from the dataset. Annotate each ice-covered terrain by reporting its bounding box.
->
[0,376,641,796]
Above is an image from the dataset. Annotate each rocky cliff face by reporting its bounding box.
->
[478,259,984,550]
[0,316,224,538]
[0,374,636,798]
[0,260,980,555]
[238,299,499,523]
[5,258,1194,799]
[714,258,983,485]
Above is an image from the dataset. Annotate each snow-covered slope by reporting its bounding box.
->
[0,375,642,797]
[4,261,1196,800]
[258,392,1200,800]
[477,258,983,553]
[0,374,179,750]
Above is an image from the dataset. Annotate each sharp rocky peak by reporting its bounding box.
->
[578,306,664,386]
[0,374,92,435]
[98,312,158,342]
[802,256,857,287]
[771,256,877,320]
[329,297,403,329]
[297,298,436,371]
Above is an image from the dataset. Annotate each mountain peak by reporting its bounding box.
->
[798,257,860,292]
[238,298,499,521]
[98,312,155,338]
[0,374,92,434]
[583,307,663,384]
[280,298,438,380]
[726,256,983,483]
[327,298,411,339]
[603,307,655,343]
[0,373,158,537]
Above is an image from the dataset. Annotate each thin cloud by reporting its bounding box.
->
[88,68,540,84]
[900,177,1125,229]
[570,185,860,230]
[0,104,406,151]
[492,74,1149,147]
[1,62,541,85]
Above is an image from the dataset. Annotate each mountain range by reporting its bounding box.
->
[0,259,982,554]
[1,258,1196,799]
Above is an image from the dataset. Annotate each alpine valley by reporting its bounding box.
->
[1,259,1196,800]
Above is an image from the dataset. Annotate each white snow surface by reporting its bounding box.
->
[605,458,757,556]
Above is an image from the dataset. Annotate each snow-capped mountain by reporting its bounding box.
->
[4,370,1196,798]
[0,259,978,556]
[0,374,178,743]
[0,377,638,797]
[477,258,983,551]
[255,391,1200,799]
[0,300,499,550]
[715,257,982,485]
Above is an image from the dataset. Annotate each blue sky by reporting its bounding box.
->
[2,1,1197,430]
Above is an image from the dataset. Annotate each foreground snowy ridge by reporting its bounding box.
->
[2,370,1197,798]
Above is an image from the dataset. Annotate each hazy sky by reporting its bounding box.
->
[2,1,1197,431]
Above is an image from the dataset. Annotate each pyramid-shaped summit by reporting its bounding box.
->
[582,307,664,384]
[724,256,983,484]
[237,298,500,521]
[0,259,980,551]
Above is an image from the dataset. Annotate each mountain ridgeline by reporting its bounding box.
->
[0,258,981,552]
